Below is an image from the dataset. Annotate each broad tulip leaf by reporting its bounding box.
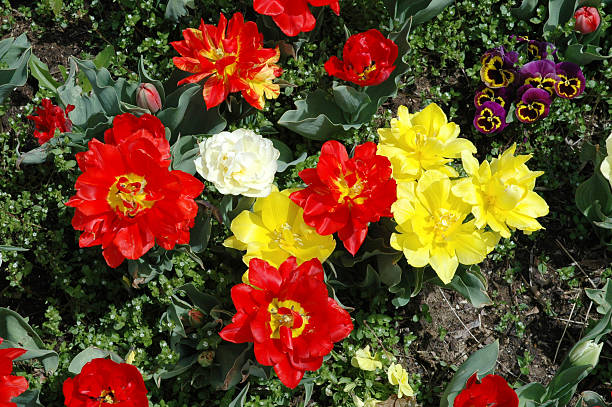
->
[68,347,112,374]
[577,391,608,407]
[565,43,612,65]
[544,0,578,32]
[188,208,212,254]
[28,54,60,93]
[387,0,455,26]
[164,0,195,22]
[0,34,31,103]
[17,144,49,167]
[93,45,115,69]
[511,0,539,18]
[585,279,612,314]
[228,383,250,407]
[440,340,499,407]
[170,135,199,174]
[57,58,106,128]
[446,267,492,308]
[0,308,59,373]
[12,389,44,407]
[176,283,218,313]
[517,382,546,406]
[333,85,371,120]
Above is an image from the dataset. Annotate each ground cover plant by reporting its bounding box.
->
[0,0,611,406]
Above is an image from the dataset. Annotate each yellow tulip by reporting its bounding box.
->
[377,103,476,182]
[600,132,612,186]
[223,189,336,268]
[390,171,499,284]
[387,363,414,398]
[452,145,549,238]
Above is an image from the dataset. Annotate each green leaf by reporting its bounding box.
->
[0,245,28,252]
[0,34,31,103]
[511,0,539,18]
[164,0,195,22]
[228,383,250,407]
[176,283,218,314]
[544,0,578,32]
[517,382,546,406]
[57,58,105,128]
[564,43,612,65]
[68,347,112,374]
[158,84,226,142]
[12,389,44,407]
[577,391,608,407]
[332,85,371,120]
[575,170,612,221]
[585,279,612,314]
[411,0,455,25]
[0,308,59,373]
[93,45,115,69]
[75,58,122,116]
[445,267,493,308]
[188,207,212,254]
[440,340,499,407]
[48,0,63,18]
[389,0,455,27]
[170,135,199,175]
[28,54,60,93]
[17,145,49,167]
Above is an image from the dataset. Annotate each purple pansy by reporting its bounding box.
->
[515,88,552,123]
[554,62,585,99]
[474,87,511,109]
[519,60,557,95]
[473,101,508,134]
[480,46,519,88]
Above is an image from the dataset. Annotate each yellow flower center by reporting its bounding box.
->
[334,174,366,205]
[432,211,461,241]
[107,173,155,217]
[96,389,116,405]
[358,63,377,80]
[272,223,304,249]
[268,299,309,339]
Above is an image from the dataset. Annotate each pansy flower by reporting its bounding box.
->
[219,256,353,388]
[473,87,510,110]
[480,47,518,88]
[473,101,507,134]
[513,36,556,61]
[515,88,552,124]
[554,62,585,99]
[324,29,398,87]
[519,60,557,96]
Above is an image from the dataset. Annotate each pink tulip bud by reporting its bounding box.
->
[136,83,162,113]
[188,308,204,327]
[574,7,600,34]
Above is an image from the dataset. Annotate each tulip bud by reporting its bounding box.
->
[188,308,204,327]
[574,7,601,34]
[569,340,603,368]
[136,83,162,113]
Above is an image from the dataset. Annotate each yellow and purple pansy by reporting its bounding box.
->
[515,88,552,124]
[519,60,557,96]
[480,47,518,88]
[554,62,585,99]
[473,101,507,134]
[513,36,557,61]
[474,87,510,110]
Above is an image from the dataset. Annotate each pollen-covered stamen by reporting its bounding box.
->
[357,63,377,80]
[432,211,461,241]
[334,173,366,205]
[107,173,155,217]
[268,299,309,339]
[93,388,117,405]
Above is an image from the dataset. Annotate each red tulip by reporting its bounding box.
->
[63,358,148,407]
[136,83,162,113]
[290,141,397,255]
[454,373,518,407]
[219,257,353,388]
[324,29,398,87]
[0,338,28,407]
[574,7,600,34]
[66,113,204,268]
[27,98,75,145]
[253,0,340,37]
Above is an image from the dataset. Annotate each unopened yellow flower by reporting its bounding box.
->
[387,363,414,398]
[390,171,499,284]
[377,103,476,182]
[600,132,612,187]
[351,346,383,371]
[452,145,549,238]
[223,189,336,267]
[352,394,382,407]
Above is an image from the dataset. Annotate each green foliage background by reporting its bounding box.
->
[0,0,611,405]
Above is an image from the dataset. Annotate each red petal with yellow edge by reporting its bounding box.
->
[202,75,229,109]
